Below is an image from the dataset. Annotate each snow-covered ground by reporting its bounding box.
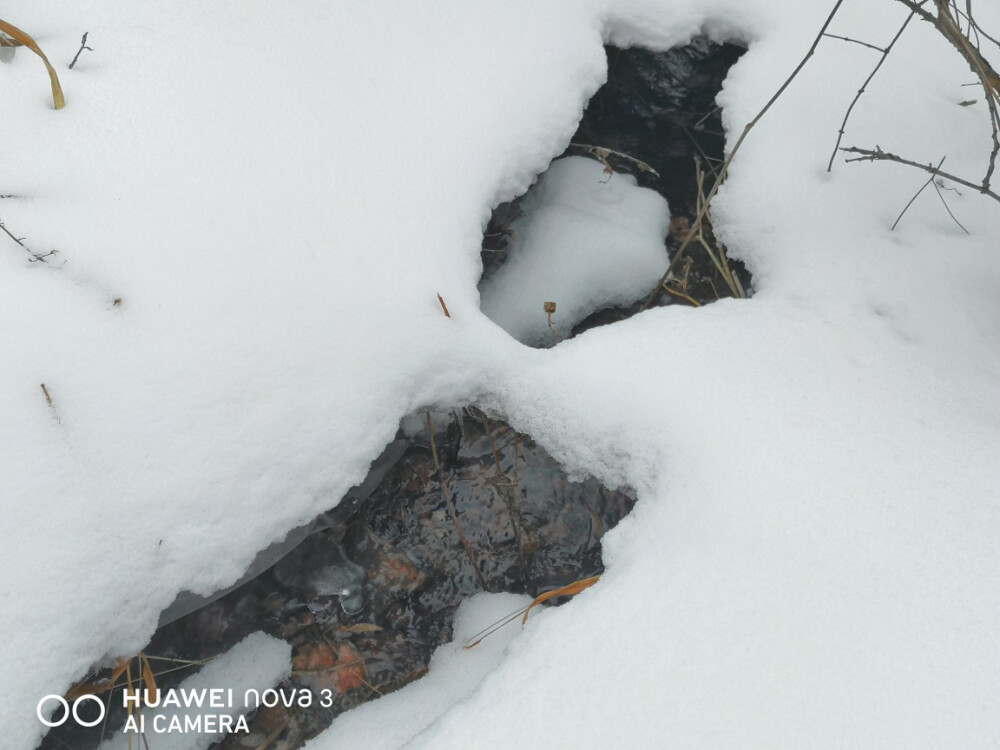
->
[2,1,999,748]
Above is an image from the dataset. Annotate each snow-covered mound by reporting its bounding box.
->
[480,156,669,345]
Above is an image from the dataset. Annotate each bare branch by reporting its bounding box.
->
[827,10,916,172]
[0,219,59,262]
[932,178,971,233]
[891,156,946,230]
[68,31,93,70]
[841,145,1000,203]
[821,33,886,52]
[894,0,1000,189]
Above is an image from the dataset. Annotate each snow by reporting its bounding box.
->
[480,155,669,345]
[96,632,290,750]
[303,593,532,750]
[2,1,999,749]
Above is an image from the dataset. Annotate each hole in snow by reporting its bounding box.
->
[40,408,635,749]
[480,39,749,347]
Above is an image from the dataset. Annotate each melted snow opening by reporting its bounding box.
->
[479,39,749,348]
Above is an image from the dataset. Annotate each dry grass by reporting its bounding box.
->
[0,18,65,109]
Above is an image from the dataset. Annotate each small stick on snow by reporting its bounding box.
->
[68,32,93,70]
[891,156,947,231]
[40,383,60,423]
[0,219,59,263]
[437,293,451,318]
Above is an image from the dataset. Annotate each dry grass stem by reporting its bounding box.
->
[643,0,846,309]
[568,143,660,177]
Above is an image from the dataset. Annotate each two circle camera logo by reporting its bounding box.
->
[36,694,106,728]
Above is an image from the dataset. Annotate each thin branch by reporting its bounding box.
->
[663,285,702,307]
[891,156,946,230]
[827,10,916,171]
[894,0,1000,189]
[692,106,721,129]
[952,1,1000,51]
[932,177,971,232]
[567,143,660,178]
[821,33,887,52]
[643,0,847,310]
[68,31,93,70]
[0,219,58,262]
[841,145,1000,203]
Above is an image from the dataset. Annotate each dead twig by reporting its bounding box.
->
[894,0,1000,190]
[436,293,451,318]
[932,176,971,232]
[821,32,887,53]
[827,10,916,171]
[0,219,59,262]
[568,143,660,178]
[642,0,847,310]
[891,156,947,229]
[663,284,702,307]
[68,31,93,70]
[841,145,1000,204]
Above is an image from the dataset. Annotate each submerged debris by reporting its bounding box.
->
[40,409,634,749]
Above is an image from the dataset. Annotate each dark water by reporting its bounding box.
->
[482,39,750,329]
[40,410,634,749]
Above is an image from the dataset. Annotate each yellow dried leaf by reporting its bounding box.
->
[141,653,159,705]
[522,575,600,624]
[64,657,130,701]
[0,19,64,109]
